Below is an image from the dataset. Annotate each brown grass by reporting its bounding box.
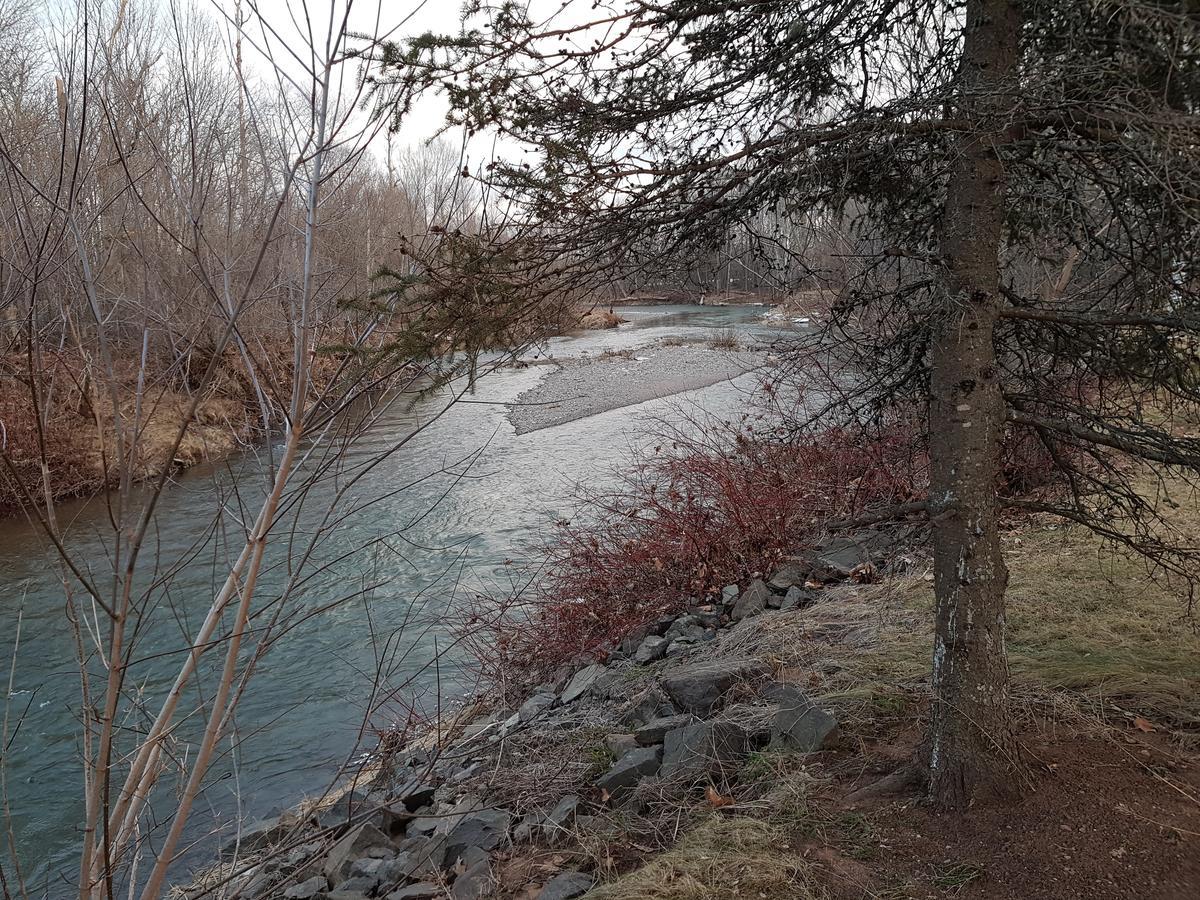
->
[584,816,828,900]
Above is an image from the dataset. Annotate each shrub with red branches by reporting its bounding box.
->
[461,416,930,693]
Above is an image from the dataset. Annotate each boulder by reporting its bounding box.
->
[634,713,697,746]
[720,703,775,746]
[661,659,769,715]
[605,733,639,757]
[661,721,751,782]
[518,692,557,722]
[323,823,394,883]
[349,856,388,878]
[594,746,661,799]
[810,531,896,581]
[720,584,740,607]
[633,635,669,664]
[393,775,438,813]
[780,585,817,611]
[664,640,694,658]
[539,870,596,899]
[771,694,839,752]
[451,856,494,899]
[220,816,288,857]
[409,794,482,837]
[387,884,440,899]
[444,808,511,867]
[621,687,677,727]
[561,664,606,704]
[731,579,771,621]
[282,876,326,900]
[768,561,810,591]
[665,615,706,643]
[541,794,580,842]
[332,875,379,894]
[380,834,446,881]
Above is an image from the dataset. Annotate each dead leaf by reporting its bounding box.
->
[1133,716,1155,733]
[706,785,734,808]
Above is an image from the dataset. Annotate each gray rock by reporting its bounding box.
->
[328,892,370,900]
[512,810,542,843]
[765,592,783,609]
[444,808,511,867]
[229,865,275,899]
[810,531,895,580]
[284,841,322,868]
[349,856,386,878]
[731,579,771,621]
[665,615,706,642]
[634,713,697,746]
[282,876,326,900]
[392,775,437,813]
[386,885,440,899]
[519,692,557,722]
[768,560,810,591]
[324,823,394,883]
[633,635,669,664]
[661,721,751,782]
[594,746,661,799]
[541,794,580,842]
[539,870,596,899]
[410,794,482,837]
[381,834,446,881]
[771,695,839,752]
[561,664,606,704]
[720,584,739,607]
[664,639,694,658]
[780,585,817,611]
[691,605,723,629]
[220,817,288,857]
[661,659,769,715]
[621,687,676,726]
[605,733,638,757]
[333,875,379,894]
[720,703,775,745]
[451,858,493,899]
[619,623,655,654]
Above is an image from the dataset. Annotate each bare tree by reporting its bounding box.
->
[0,1,566,896]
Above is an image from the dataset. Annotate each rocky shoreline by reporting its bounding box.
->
[190,530,904,900]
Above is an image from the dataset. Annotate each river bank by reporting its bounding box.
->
[181,511,1200,899]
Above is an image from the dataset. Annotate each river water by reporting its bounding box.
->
[0,305,771,892]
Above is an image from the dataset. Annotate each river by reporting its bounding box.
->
[0,304,773,893]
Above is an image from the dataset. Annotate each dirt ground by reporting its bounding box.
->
[807,722,1199,900]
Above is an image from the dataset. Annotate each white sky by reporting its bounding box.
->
[226,0,478,153]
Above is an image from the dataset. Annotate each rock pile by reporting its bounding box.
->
[213,530,902,899]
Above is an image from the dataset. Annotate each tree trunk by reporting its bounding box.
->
[926,0,1022,809]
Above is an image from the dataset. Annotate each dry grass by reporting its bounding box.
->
[714,484,1200,732]
[706,327,741,351]
[584,815,828,900]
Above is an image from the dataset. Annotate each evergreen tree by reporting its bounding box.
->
[381,0,1200,807]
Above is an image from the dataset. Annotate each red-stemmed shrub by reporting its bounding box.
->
[459,413,931,694]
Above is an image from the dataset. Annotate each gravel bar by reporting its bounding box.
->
[508,346,762,434]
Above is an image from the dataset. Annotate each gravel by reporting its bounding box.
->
[507,346,762,434]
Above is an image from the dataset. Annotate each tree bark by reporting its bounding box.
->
[926,0,1022,809]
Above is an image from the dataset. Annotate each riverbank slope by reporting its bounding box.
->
[188,491,1200,900]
